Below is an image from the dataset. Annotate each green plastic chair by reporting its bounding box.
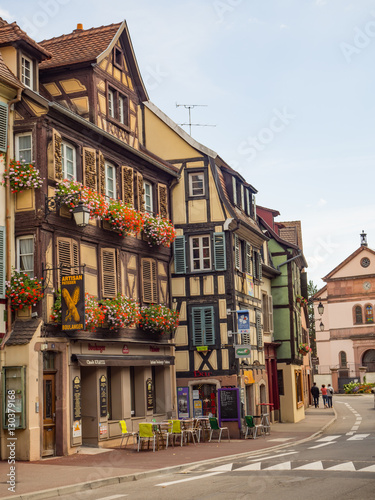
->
[119,420,138,448]
[137,423,156,452]
[244,415,261,439]
[209,417,230,442]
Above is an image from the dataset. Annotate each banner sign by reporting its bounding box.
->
[61,274,85,331]
[234,344,251,358]
[237,310,250,334]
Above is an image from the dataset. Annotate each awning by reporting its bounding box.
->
[71,354,174,367]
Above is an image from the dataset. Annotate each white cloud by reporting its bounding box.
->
[317,198,327,207]
[280,24,289,30]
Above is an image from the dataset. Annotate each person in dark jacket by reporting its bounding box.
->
[311,382,320,408]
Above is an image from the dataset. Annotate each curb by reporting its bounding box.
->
[2,412,337,500]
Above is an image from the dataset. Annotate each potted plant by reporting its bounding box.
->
[138,304,179,335]
[299,343,312,356]
[101,294,139,330]
[6,270,43,310]
[2,158,43,193]
[142,213,177,247]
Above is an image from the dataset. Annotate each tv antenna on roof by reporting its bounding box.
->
[176,103,216,136]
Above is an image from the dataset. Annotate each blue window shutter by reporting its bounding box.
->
[204,307,215,345]
[173,235,186,274]
[214,232,226,271]
[0,103,8,152]
[192,307,203,345]
[0,227,5,298]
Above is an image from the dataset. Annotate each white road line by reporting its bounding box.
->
[248,451,297,462]
[207,463,233,472]
[316,435,341,442]
[263,461,291,471]
[268,438,294,442]
[346,432,355,436]
[347,434,370,441]
[294,461,324,471]
[351,425,359,431]
[308,442,335,449]
[97,496,128,500]
[156,471,223,487]
[235,462,262,471]
[359,465,375,472]
[325,462,356,471]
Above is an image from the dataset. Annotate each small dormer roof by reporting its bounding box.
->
[0,50,23,89]
[0,18,51,60]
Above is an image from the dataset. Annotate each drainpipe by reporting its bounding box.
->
[1,88,22,350]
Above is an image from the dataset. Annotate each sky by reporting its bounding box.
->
[2,0,375,288]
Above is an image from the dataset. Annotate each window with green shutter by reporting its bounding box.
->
[0,227,5,298]
[173,235,186,274]
[192,306,215,346]
[213,233,226,271]
[0,103,8,152]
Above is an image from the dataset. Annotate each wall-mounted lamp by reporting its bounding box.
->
[317,301,324,316]
[45,193,90,228]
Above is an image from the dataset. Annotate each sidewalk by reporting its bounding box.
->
[0,408,335,500]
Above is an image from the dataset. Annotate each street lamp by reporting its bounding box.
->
[45,193,90,228]
[317,301,324,316]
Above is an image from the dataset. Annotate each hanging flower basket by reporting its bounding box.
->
[101,294,139,330]
[105,201,143,237]
[142,213,177,247]
[6,270,43,310]
[138,304,179,335]
[2,158,43,193]
[299,343,312,355]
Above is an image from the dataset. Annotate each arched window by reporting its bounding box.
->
[354,305,363,324]
[362,349,375,373]
[365,304,373,323]
[339,351,347,368]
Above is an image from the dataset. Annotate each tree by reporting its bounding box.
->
[308,280,318,356]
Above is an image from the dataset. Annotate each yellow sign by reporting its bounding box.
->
[61,274,85,330]
[244,370,255,384]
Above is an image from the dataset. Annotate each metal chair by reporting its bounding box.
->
[181,418,199,445]
[157,421,173,449]
[137,423,157,452]
[119,420,138,448]
[208,417,230,442]
[260,413,271,435]
[244,415,262,439]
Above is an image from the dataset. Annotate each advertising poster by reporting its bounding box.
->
[237,310,250,334]
[246,274,254,297]
[193,400,203,417]
[61,274,85,331]
[73,420,81,438]
[177,387,189,419]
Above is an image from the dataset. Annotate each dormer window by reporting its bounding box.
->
[113,47,123,69]
[107,85,129,127]
[21,55,33,89]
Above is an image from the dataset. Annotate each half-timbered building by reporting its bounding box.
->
[142,102,272,436]
[0,20,178,460]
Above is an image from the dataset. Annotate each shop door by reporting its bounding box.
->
[43,373,56,456]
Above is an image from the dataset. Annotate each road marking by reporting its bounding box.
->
[294,461,324,470]
[325,462,356,471]
[235,462,262,471]
[308,442,335,449]
[268,438,294,442]
[351,425,359,431]
[263,461,291,471]
[359,465,375,472]
[316,435,341,442]
[97,496,128,500]
[346,432,355,436]
[157,471,223,487]
[347,434,370,441]
[248,451,297,462]
[207,463,233,472]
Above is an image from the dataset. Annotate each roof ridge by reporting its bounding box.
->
[39,22,122,45]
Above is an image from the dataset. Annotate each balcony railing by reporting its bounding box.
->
[313,362,375,376]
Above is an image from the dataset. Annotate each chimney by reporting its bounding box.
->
[73,23,83,33]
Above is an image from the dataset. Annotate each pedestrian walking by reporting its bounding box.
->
[327,384,334,408]
[321,384,328,408]
[311,382,320,408]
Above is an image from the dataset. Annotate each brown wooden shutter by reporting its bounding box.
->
[83,147,97,190]
[141,258,157,303]
[48,129,62,180]
[136,172,145,212]
[121,166,134,206]
[98,152,105,196]
[101,248,117,298]
[124,252,138,300]
[157,183,169,219]
[56,237,79,286]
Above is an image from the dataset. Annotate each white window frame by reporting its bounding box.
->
[21,55,33,89]
[16,235,34,275]
[105,162,116,199]
[190,234,211,271]
[188,172,205,197]
[143,180,153,214]
[61,141,76,181]
[15,133,32,163]
[108,89,114,118]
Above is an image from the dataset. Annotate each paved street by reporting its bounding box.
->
[37,394,375,500]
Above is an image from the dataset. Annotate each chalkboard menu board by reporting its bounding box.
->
[218,388,241,429]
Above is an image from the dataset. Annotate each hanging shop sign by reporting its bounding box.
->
[61,274,85,331]
[234,344,252,358]
[196,346,208,352]
[177,387,190,419]
[99,375,107,418]
[72,376,81,420]
[237,310,250,334]
[146,378,153,411]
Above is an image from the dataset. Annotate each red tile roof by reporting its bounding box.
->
[39,23,122,69]
[0,18,51,59]
[0,50,23,88]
